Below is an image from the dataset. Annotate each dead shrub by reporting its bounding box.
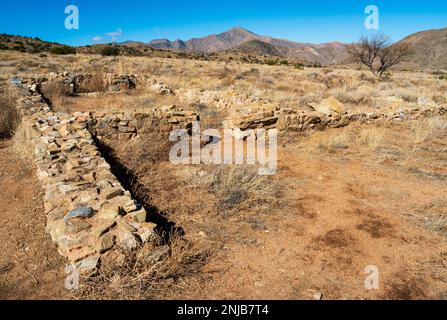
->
[311,132,351,153]
[0,88,19,138]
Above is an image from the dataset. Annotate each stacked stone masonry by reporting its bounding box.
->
[10,76,199,275]
[228,99,446,132]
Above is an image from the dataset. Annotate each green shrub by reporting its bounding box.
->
[50,46,76,55]
[100,46,120,56]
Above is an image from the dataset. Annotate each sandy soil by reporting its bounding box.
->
[0,140,67,300]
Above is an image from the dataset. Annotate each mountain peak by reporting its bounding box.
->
[227,26,257,34]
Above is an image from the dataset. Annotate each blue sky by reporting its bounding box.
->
[1,0,446,46]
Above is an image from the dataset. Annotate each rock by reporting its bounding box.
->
[309,97,346,116]
[116,230,139,251]
[97,233,115,253]
[103,188,124,200]
[117,219,138,233]
[313,292,323,300]
[138,222,158,244]
[417,96,436,107]
[66,220,92,234]
[75,255,99,275]
[57,232,91,255]
[92,219,117,238]
[66,247,97,264]
[122,200,138,213]
[130,208,147,223]
[64,206,94,220]
[97,202,121,220]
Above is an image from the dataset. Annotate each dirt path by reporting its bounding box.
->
[0,140,67,300]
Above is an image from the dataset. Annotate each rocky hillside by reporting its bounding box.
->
[231,39,284,56]
[396,28,447,70]
[0,34,75,54]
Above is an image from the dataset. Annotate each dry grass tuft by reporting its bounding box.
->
[358,127,386,148]
[0,88,20,138]
[310,132,351,153]
[187,165,282,214]
[12,123,35,168]
[114,130,172,167]
[411,118,446,149]
[40,82,73,113]
[79,73,108,93]
[75,235,210,300]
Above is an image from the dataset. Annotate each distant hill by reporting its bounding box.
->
[395,28,447,70]
[0,34,75,54]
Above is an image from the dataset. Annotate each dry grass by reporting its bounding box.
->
[358,127,386,148]
[205,165,282,213]
[114,130,172,165]
[310,132,351,153]
[75,235,210,300]
[411,118,446,150]
[39,81,73,113]
[0,87,19,138]
[78,73,108,93]
[11,123,35,168]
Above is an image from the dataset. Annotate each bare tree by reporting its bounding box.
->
[350,33,411,78]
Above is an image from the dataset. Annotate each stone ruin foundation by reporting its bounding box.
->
[9,72,446,276]
[10,75,197,275]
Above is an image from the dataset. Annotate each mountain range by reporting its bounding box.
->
[142,26,447,69]
[147,27,351,65]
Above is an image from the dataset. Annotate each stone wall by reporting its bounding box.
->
[40,72,137,94]
[88,106,199,141]
[11,78,165,275]
[227,97,447,133]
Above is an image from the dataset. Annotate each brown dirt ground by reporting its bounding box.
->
[1,119,446,300]
[0,139,67,300]
[145,121,447,300]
